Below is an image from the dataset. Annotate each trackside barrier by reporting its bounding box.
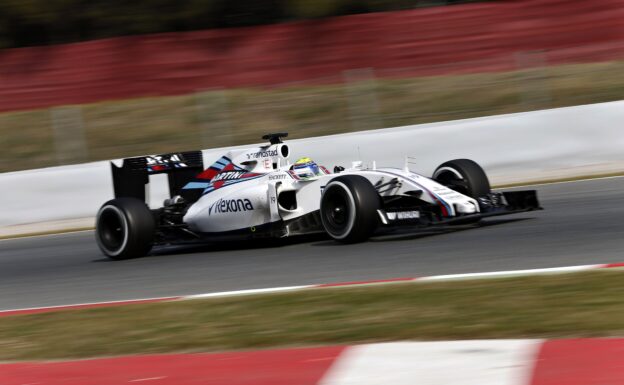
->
[1,101,623,228]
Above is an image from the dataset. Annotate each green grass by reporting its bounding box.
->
[2,270,624,361]
[1,60,624,172]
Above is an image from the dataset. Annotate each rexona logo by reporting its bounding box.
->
[209,198,254,215]
[212,171,245,182]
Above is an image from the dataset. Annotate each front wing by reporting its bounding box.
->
[377,190,541,227]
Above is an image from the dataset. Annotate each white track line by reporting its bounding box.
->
[0,296,180,315]
[495,174,624,189]
[0,229,93,242]
[417,264,603,282]
[182,285,313,299]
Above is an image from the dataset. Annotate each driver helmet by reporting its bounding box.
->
[292,157,320,180]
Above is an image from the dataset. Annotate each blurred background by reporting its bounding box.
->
[0,0,622,172]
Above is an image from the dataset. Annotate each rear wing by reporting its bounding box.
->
[111,151,204,203]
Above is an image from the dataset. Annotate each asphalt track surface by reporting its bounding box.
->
[1,177,623,311]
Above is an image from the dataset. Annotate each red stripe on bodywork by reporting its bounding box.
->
[437,201,449,217]
[529,339,624,385]
[197,168,219,180]
[0,346,346,385]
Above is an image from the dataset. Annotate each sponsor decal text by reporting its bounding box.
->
[209,198,254,215]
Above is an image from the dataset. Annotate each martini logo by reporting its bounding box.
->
[209,198,254,215]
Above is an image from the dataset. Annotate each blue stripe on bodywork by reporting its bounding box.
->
[183,182,211,189]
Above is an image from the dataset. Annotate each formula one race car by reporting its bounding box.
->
[95,133,541,259]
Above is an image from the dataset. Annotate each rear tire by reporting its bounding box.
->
[320,175,380,243]
[432,159,491,199]
[95,198,155,260]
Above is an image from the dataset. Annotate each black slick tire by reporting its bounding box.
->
[95,198,155,260]
[320,175,380,243]
[432,159,491,199]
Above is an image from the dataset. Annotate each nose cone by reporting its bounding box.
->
[455,200,478,214]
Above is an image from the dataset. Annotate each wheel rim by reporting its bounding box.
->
[96,206,128,256]
[321,183,356,239]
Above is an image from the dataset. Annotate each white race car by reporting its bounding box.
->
[95,133,541,259]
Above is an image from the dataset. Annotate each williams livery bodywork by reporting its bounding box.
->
[95,133,541,259]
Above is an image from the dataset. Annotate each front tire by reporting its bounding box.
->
[95,198,155,260]
[432,159,491,199]
[320,175,380,243]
